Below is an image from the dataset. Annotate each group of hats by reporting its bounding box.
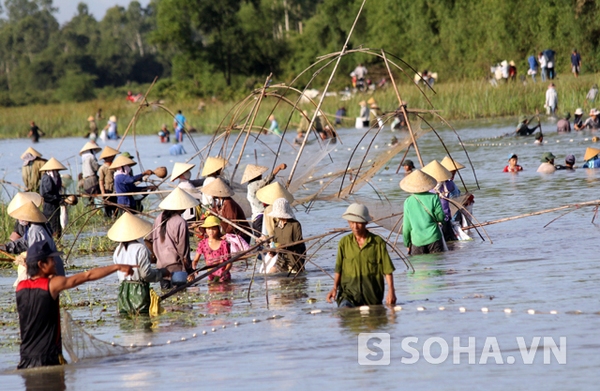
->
[7,192,45,223]
[399,156,465,194]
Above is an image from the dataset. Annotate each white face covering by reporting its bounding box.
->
[18,220,29,226]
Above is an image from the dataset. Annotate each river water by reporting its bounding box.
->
[1,119,599,390]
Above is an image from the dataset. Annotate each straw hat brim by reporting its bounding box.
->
[7,192,43,214]
[256,182,294,205]
[39,158,67,171]
[107,212,153,242]
[170,162,195,182]
[440,156,465,171]
[422,160,452,182]
[201,157,227,177]
[201,178,235,197]
[99,146,119,160]
[109,155,137,170]
[20,147,42,160]
[87,116,95,121]
[241,164,268,184]
[79,141,102,155]
[109,116,117,122]
[159,187,200,210]
[8,201,47,223]
[584,147,600,161]
[400,169,438,193]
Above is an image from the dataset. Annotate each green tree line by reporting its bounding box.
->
[1,0,600,106]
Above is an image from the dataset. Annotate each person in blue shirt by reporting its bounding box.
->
[268,115,281,135]
[173,110,186,142]
[111,155,153,214]
[582,147,600,168]
[169,142,186,156]
[527,55,538,82]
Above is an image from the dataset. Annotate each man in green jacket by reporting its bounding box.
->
[326,203,396,307]
[400,169,446,255]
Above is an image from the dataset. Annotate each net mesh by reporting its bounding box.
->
[61,309,136,363]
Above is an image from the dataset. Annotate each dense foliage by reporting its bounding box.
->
[1,0,600,105]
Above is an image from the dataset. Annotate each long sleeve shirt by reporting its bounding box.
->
[152,212,191,272]
[403,192,446,248]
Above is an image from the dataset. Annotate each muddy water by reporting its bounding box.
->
[1,120,599,390]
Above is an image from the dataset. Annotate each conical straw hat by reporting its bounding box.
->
[421,160,452,182]
[8,201,47,223]
[87,116,95,121]
[241,164,268,184]
[584,147,600,161]
[109,115,117,122]
[159,187,200,210]
[170,162,195,182]
[99,146,119,160]
[367,97,377,105]
[256,182,294,205]
[107,212,153,242]
[7,192,42,214]
[399,169,438,193]
[440,156,465,171]
[79,141,102,155]
[109,155,137,170]
[39,157,67,171]
[201,156,227,177]
[20,147,42,160]
[201,178,234,197]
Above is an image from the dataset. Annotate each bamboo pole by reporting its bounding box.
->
[286,0,367,187]
[382,49,424,167]
[462,200,600,230]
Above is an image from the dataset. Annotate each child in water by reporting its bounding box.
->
[503,153,523,172]
[192,216,231,282]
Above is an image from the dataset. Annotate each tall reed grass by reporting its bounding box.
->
[0,72,597,140]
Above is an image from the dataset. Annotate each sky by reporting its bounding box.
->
[53,0,150,24]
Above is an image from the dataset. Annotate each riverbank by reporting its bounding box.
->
[0,72,598,140]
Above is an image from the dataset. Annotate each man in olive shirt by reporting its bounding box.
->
[326,204,396,307]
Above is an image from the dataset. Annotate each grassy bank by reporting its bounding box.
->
[0,72,598,140]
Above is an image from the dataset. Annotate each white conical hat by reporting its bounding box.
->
[268,198,296,219]
[159,187,200,210]
[99,146,119,160]
[107,212,153,242]
[20,147,42,160]
[39,157,67,171]
[241,164,268,184]
[79,141,102,155]
[399,169,437,193]
[170,162,195,182]
[201,156,227,177]
[7,192,43,214]
[440,156,465,171]
[8,201,47,223]
[109,155,137,170]
[201,178,234,197]
[256,182,294,205]
[421,160,452,182]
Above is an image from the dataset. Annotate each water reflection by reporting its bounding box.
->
[19,366,66,391]
[206,283,234,315]
[337,306,396,334]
